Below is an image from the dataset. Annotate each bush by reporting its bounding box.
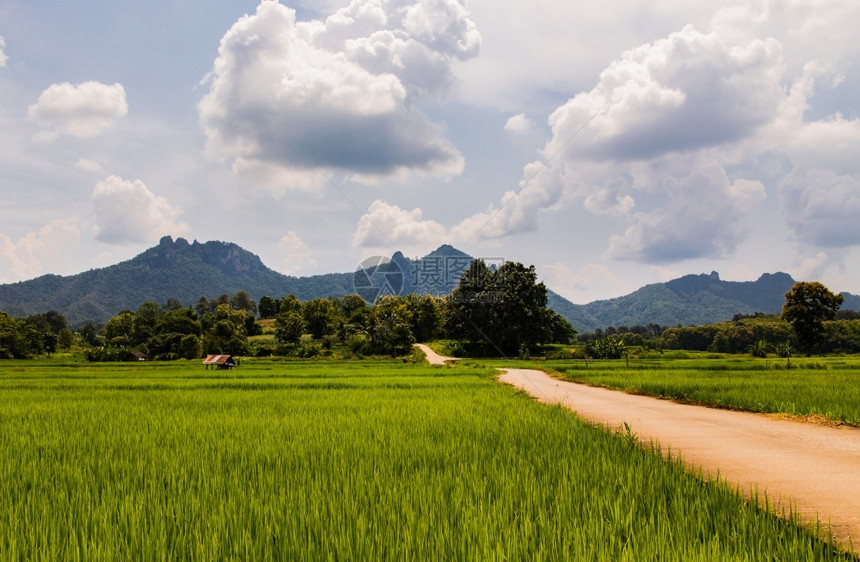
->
[585,336,626,359]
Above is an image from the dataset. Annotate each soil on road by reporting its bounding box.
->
[414,344,459,366]
[497,368,860,549]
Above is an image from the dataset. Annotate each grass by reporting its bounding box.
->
[0,358,855,560]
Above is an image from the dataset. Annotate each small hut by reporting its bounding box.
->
[202,354,237,370]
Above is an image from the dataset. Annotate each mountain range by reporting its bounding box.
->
[1,236,858,332]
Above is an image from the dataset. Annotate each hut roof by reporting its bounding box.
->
[202,354,234,366]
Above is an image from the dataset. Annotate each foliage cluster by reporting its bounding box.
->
[658,316,860,355]
[445,260,575,355]
[0,310,71,359]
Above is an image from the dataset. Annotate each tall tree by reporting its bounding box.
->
[782,281,844,354]
[445,261,562,354]
[258,296,279,319]
[230,290,257,315]
[105,311,135,346]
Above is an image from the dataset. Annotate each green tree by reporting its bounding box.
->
[782,281,844,354]
[105,311,135,344]
[57,328,74,350]
[230,290,257,315]
[406,295,442,342]
[258,296,279,319]
[195,296,212,318]
[585,336,626,359]
[279,294,303,315]
[445,260,555,355]
[202,304,249,355]
[179,334,202,360]
[275,312,305,345]
[369,296,415,356]
[303,299,336,340]
[78,323,100,347]
[132,302,163,346]
[0,311,21,359]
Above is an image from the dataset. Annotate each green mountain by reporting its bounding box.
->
[553,271,800,333]
[0,237,354,326]
[1,237,857,331]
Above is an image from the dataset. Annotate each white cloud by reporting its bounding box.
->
[452,3,860,268]
[609,168,766,263]
[453,0,713,111]
[0,35,7,67]
[199,0,478,193]
[584,188,635,217]
[546,25,784,162]
[450,160,567,241]
[353,199,447,248]
[74,158,104,173]
[504,113,533,133]
[27,81,128,140]
[0,219,81,282]
[279,231,317,274]
[91,176,188,245]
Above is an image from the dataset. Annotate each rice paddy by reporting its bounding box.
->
[0,358,854,560]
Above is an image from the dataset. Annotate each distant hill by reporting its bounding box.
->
[0,237,354,326]
[552,271,798,333]
[1,237,857,331]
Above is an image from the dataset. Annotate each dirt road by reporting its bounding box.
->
[497,368,860,548]
[414,344,459,366]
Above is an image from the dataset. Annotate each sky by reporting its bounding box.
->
[1,0,860,304]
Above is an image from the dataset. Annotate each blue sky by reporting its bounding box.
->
[2,0,860,304]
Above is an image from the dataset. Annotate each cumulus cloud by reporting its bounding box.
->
[608,168,766,263]
[546,25,784,162]
[279,231,317,274]
[353,199,447,248]
[27,81,128,140]
[199,0,479,192]
[456,3,860,265]
[0,219,81,282]
[0,35,7,67]
[91,176,189,245]
[449,160,569,241]
[504,113,533,133]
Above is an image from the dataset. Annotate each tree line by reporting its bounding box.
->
[1,261,576,360]
[2,277,852,361]
[578,282,855,357]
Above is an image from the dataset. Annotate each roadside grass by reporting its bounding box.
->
[475,354,860,426]
[0,359,854,560]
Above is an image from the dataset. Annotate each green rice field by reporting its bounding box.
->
[493,355,860,426]
[0,358,854,560]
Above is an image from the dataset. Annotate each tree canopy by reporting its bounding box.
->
[782,281,844,354]
[445,260,574,355]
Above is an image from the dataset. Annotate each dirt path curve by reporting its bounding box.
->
[498,368,860,548]
[414,344,459,366]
